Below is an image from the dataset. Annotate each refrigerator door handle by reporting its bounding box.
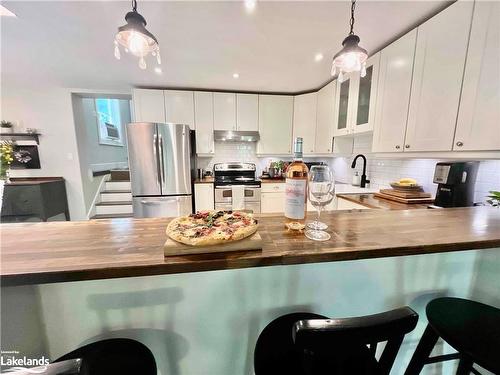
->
[159,134,166,187]
[153,132,162,189]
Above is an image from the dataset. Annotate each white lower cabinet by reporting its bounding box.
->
[194,183,214,212]
[261,183,285,214]
[454,1,500,151]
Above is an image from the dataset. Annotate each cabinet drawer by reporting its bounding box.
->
[261,183,285,193]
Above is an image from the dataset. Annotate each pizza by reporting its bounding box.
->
[166,210,258,246]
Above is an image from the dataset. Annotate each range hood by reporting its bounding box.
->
[214,130,260,142]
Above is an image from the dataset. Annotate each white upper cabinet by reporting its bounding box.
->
[333,53,380,137]
[194,91,215,155]
[132,89,165,123]
[293,92,317,154]
[236,94,259,131]
[350,53,380,134]
[454,1,500,151]
[315,80,336,154]
[405,1,474,152]
[372,30,417,153]
[333,74,352,137]
[213,92,236,131]
[258,95,294,155]
[164,90,195,130]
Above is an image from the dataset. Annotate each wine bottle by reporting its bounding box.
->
[284,137,308,231]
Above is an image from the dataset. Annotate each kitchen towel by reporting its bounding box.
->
[231,185,245,211]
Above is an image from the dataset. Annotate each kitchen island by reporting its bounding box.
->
[1,207,499,286]
[1,208,499,375]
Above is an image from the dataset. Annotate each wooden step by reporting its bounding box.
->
[102,190,132,194]
[90,213,133,220]
[110,170,130,181]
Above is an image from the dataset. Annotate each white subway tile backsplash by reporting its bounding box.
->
[329,157,500,204]
[197,141,499,204]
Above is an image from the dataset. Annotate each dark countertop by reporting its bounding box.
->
[4,177,64,186]
[337,193,430,210]
[1,207,499,287]
[193,177,214,184]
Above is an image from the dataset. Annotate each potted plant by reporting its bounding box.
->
[0,141,14,180]
[487,191,500,207]
[0,121,14,134]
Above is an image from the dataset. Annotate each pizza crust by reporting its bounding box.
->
[166,210,258,247]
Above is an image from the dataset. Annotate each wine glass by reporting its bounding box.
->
[305,165,335,241]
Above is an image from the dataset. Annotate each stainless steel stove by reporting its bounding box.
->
[213,163,261,213]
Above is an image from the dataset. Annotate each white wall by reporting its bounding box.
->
[1,86,87,220]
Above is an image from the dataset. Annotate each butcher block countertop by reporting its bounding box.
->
[1,207,500,286]
[336,193,430,210]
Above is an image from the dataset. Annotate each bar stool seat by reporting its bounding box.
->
[405,297,500,375]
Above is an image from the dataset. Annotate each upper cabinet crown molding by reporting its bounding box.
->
[372,30,417,153]
[164,90,195,130]
[293,92,318,154]
[132,89,166,123]
[454,1,500,151]
[405,1,474,152]
[213,92,236,131]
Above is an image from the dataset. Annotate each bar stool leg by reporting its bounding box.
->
[456,356,473,375]
[404,324,439,375]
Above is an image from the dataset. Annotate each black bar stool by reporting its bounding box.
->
[254,307,418,375]
[54,338,156,375]
[405,297,500,375]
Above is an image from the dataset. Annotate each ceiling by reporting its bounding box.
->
[2,0,451,93]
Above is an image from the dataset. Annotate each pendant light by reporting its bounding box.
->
[331,0,368,80]
[114,0,161,70]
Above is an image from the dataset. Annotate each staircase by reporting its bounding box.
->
[91,171,133,220]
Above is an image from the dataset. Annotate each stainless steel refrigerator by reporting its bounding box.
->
[126,122,193,218]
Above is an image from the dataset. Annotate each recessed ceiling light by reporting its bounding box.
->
[244,0,256,13]
[233,73,240,79]
[0,5,16,17]
[314,53,324,62]
[154,67,162,74]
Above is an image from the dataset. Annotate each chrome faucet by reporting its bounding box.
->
[351,154,370,188]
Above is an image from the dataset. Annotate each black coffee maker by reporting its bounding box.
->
[433,161,479,208]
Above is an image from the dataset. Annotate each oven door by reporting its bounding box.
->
[214,186,261,203]
[214,202,261,214]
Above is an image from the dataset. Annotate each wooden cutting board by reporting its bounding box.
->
[164,232,263,257]
[374,192,434,204]
[380,189,432,199]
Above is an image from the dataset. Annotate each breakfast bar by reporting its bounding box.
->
[2,208,500,374]
[2,207,500,286]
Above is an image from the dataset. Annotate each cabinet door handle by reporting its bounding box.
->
[395,145,401,149]
[456,141,463,147]
[405,144,410,149]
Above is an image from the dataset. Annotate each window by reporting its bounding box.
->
[95,98,124,146]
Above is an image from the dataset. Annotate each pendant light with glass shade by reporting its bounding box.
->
[331,0,368,80]
[114,0,161,70]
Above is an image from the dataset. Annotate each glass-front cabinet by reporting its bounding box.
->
[333,52,380,136]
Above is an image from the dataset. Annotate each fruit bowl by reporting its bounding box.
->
[390,182,423,192]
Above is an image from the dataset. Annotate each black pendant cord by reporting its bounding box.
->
[349,0,356,35]
[132,0,137,12]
